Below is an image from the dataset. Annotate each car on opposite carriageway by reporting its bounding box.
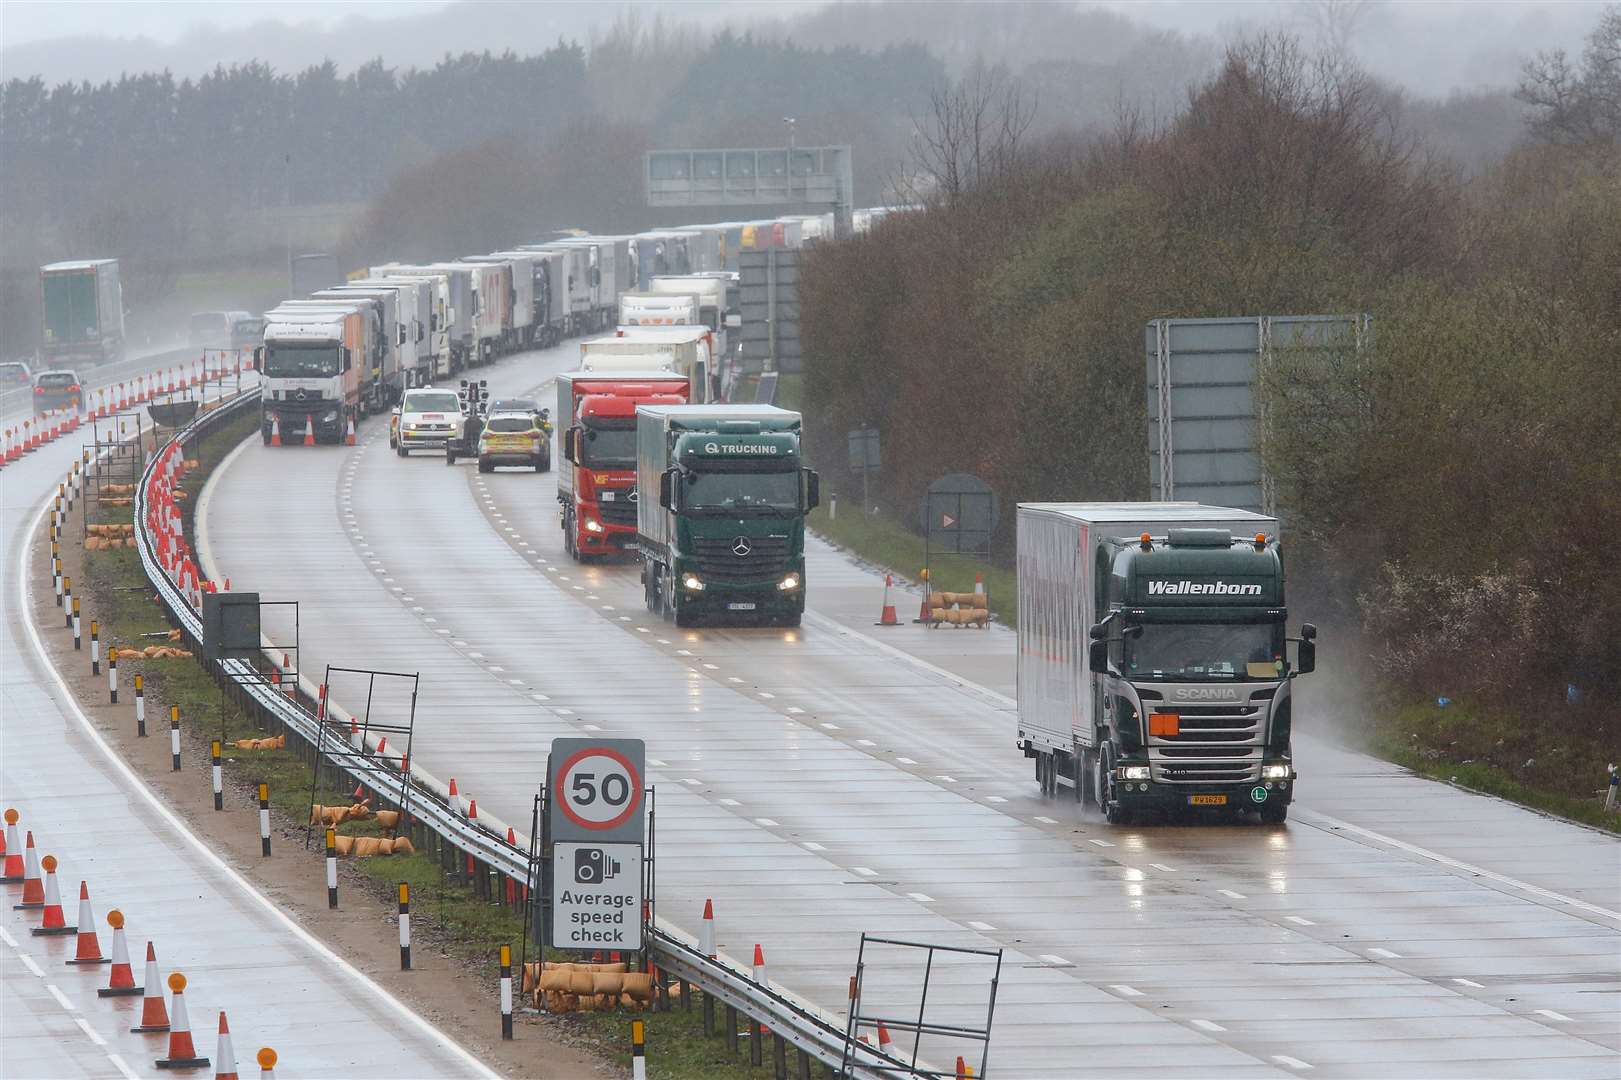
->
[391,386,462,455]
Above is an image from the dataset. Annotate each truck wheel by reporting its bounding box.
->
[262,429,273,447]
[446,450,456,466]
[1078,748,1096,804]
[674,605,695,628]
[1035,753,1049,796]
[538,453,550,473]
[478,460,493,474]
[1259,803,1289,825]
[396,443,407,458]
[1098,749,1132,824]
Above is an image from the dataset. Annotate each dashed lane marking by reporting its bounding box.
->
[1088,839,1115,848]
[1535,1009,1574,1023]
[1190,1019,1226,1033]
[19,953,44,977]
[967,921,996,932]
[908,893,936,903]
[74,1017,106,1045]
[1452,977,1485,989]
[1367,947,1402,959]
[1034,815,1058,825]
[47,983,76,1011]
[1272,1055,1314,1071]
[1285,915,1316,926]
[1109,984,1143,997]
[1149,862,1177,872]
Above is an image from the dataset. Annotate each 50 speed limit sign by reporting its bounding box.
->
[548,738,645,844]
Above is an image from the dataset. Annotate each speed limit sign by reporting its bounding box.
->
[548,738,645,844]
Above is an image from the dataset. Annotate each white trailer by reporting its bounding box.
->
[579,329,718,403]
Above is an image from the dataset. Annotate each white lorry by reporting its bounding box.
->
[579,329,719,403]
[1016,502,1317,825]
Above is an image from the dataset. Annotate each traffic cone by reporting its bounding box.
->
[956,1056,969,1077]
[974,572,986,601]
[13,830,43,903]
[345,414,357,446]
[876,573,899,626]
[302,415,315,447]
[448,778,463,817]
[66,880,110,962]
[155,972,210,1068]
[914,568,932,623]
[700,899,716,958]
[752,943,767,985]
[99,910,143,996]
[131,942,171,1030]
[214,1012,238,1079]
[878,1023,895,1056]
[31,855,76,935]
[1,809,22,882]
[256,1048,277,1079]
[268,415,281,447]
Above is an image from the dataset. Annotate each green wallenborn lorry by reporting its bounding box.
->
[636,404,819,627]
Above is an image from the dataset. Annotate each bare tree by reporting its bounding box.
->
[903,64,1036,204]
[1517,4,1621,145]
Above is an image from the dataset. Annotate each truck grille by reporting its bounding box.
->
[1148,702,1264,784]
[691,534,790,582]
[598,500,637,527]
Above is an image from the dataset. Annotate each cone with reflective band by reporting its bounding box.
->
[877,573,899,625]
[32,856,75,934]
[99,911,143,996]
[214,1012,238,1079]
[700,898,716,958]
[13,830,43,905]
[256,1047,276,1079]
[155,972,210,1068]
[345,414,357,446]
[1,809,23,881]
[878,1023,894,1056]
[268,415,281,447]
[132,942,171,1030]
[303,415,315,447]
[67,880,110,962]
[752,943,767,984]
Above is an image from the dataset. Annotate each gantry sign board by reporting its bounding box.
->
[546,738,646,952]
[646,146,853,209]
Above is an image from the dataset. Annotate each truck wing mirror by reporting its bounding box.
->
[1301,622,1318,641]
[1088,640,1110,674]
[1088,621,1108,641]
[724,312,742,329]
[804,468,820,511]
[659,468,676,510]
[252,346,262,373]
[1296,635,1317,675]
[563,428,577,464]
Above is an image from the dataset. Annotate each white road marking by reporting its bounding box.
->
[530,693,550,702]
[1109,984,1143,997]
[1452,977,1485,989]
[74,1017,106,1045]
[1305,810,1621,922]
[1535,1009,1574,1022]
[1190,1019,1226,1032]
[786,706,804,714]
[658,639,672,645]
[507,679,524,686]
[727,676,743,683]
[719,798,741,807]
[636,627,650,633]
[580,724,600,732]
[1367,947,1402,959]
[936,775,958,783]
[1088,838,1115,848]
[0,925,15,946]
[856,739,876,747]
[1285,915,1316,926]
[1149,862,1177,872]
[1038,953,1070,966]
[852,867,877,877]
[758,691,775,699]
[985,795,1007,803]
[967,921,996,932]
[1035,815,1058,825]
[702,662,719,670]
[821,723,840,731]
[107,1053,139,1080]
[908,893,936,903]
[452,640,468,647]
[19,953,44,977]
[755,818,780,827]
[802,841,826,851]
[1272,1055,1314,1071]
[896,756,917,765]
[47,983,76,1010]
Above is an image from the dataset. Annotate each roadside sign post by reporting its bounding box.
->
[917,473,998,606]
[544,739,647,955]
[847,427,880,514]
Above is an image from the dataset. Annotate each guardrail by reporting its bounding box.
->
[130,388,907,1078]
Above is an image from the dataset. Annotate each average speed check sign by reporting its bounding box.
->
[548,738,645,845]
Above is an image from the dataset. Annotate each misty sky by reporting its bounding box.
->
[1,0,1606,98]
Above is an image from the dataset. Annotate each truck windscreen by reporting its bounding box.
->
[682,469,798,513]
[1124,623,1283,681]
[264,346,340,378]
[581,422,635,467]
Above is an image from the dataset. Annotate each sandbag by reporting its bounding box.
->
[591,972,624,996]
[621,972,654,1002]
[539,969,573,994]
[374,809,401,833]
[567,970,596,996]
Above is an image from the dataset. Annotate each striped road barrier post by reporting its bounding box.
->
[500,945,514,1039]
[258,784,271,857]
[91,621,100,675]
[399,883,411,969]
[64,576,73,628]
[135,675,145,736]
[108,648,118,704]
[632,1019,647,1079]
[211,742,223,810]
[72,597,81,650]
[170,706,181,770]
[325,829,338,909]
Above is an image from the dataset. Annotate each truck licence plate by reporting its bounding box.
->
[600,491,614,501]
[727,602,756,611]
[1188,794,1227,806]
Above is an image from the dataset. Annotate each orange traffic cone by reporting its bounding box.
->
[974,572,986,601]
[99,910,143,996]
[345,414,357,446]
[268,415,281,447]
[214,1012,238,1079]
[12,830,44,905]
[876,573,899,626]
[302,415,316,447]
[914,568,932,623]
[1,808,22,882]
[31,855,76,935]
[752,944,767,985]
[700,898,716,958]
[66,880,110,963]
[131,942,171,1031]
[878,1023,895,1056]
[155,971,210,1068]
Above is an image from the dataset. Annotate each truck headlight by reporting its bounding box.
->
[682,573,704,591]
[1119,765,1151,781]
[1261,763,1292,780]
[777,573,800,591]
[322,409,338,422]
[584,518,604,533]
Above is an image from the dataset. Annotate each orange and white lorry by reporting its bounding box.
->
[555,370,689,559]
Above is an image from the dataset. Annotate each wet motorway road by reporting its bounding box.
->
[201,341,1621,1078]
[1,374,490,1078]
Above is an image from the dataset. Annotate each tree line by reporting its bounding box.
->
[799,17,1620,766]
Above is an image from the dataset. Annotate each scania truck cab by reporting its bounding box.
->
[636,404,818,627]
[1016,503,1317,825]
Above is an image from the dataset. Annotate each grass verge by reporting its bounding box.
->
[74,406,800,1077]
